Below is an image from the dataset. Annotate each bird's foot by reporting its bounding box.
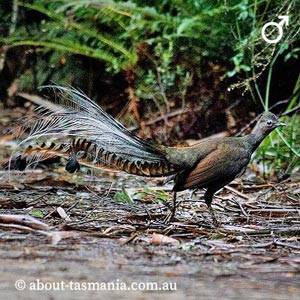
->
[163,210,174,224]
[163,204,177,224]
[162,192,178,224]
[163,199,180,224]
[208,206,220,227]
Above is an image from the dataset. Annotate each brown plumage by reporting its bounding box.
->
[12,86,285,224]
[166,111,286,208]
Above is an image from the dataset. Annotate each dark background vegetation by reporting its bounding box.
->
[0,0,299,177]
[0,3,300,298]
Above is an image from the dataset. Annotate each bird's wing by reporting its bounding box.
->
[173,144,250,191]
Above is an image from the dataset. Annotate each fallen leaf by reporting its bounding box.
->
[57,207,71,221]
[151,233,179,245]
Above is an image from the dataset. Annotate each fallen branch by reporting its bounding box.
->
[0,214,50,231]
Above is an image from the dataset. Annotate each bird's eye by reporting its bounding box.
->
[267,120,273,127]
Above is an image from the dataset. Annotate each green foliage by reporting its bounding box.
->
[254,73,300,177]
[225,0,300,176]
[30,210,44,217]
[2,1,244,94]
[4,1,137,72]
[115,186,134,204]
[255,113,300,178]
[2,0,299,102]
[228,0,300,101]
[114,186,168,204]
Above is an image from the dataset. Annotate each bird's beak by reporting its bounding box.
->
[277,121,286,127]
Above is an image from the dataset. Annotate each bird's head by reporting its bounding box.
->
[252,111,286,137]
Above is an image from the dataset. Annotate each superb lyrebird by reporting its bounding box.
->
[12,86,286,224]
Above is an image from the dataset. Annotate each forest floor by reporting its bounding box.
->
[0,108,300,300]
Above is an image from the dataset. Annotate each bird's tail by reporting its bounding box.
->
[12,86,181,177]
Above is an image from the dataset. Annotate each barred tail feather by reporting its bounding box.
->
[15,139,178,177]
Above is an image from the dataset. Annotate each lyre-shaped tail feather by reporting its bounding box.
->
[12,86,182,177]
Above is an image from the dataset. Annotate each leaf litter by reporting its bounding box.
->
[0,108,300,299]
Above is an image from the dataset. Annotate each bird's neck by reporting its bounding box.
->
[244,126,269,151]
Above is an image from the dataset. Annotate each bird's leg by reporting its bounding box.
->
[163,192,177,224]
[171,191,177,219]
[207,205,219,228]
[204,189,220,227]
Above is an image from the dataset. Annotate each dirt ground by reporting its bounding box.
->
[1,109,300,300]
